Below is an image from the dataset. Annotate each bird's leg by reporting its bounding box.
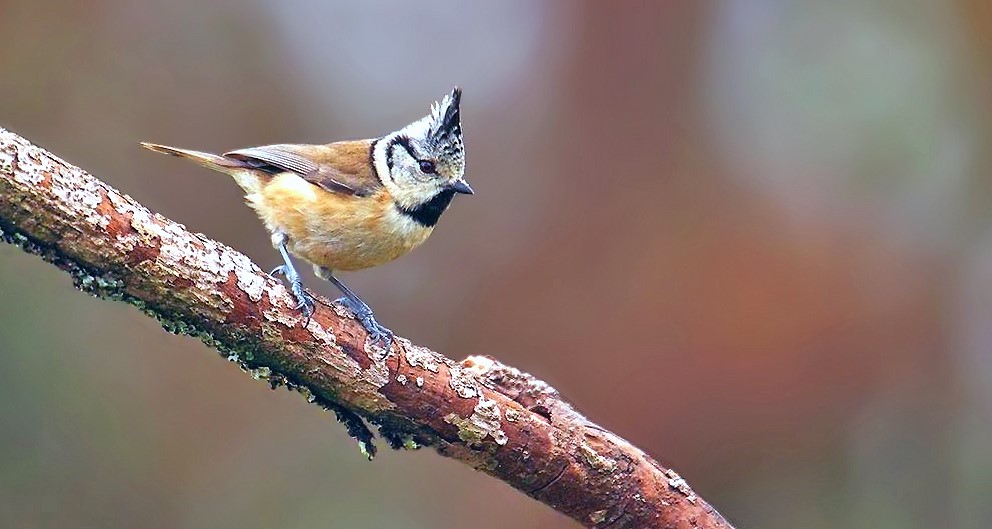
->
[315,266,393,349]
[270,232,315,325]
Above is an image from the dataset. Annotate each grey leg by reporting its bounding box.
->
[315,266,393,348]
[269,232,314,325]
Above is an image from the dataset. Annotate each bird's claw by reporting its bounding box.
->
[334,297,393,350]
[362,316,394,351]
[273,266,314,327]
[290,281,315,326]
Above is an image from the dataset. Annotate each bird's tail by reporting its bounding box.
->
[139,142,264,194]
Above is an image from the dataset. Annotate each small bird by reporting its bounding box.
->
[141,88,472,346]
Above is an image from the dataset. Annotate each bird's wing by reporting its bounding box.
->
[224,141,381,197]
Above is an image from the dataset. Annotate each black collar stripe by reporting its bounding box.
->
[396,189,455,227]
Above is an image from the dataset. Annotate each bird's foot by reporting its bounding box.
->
[290,280,316,325]
[273,266,314,326]
[335,296,394,350]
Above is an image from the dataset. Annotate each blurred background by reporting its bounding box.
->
[1,1,991,528]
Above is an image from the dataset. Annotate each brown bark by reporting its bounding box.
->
[0,127,734,529]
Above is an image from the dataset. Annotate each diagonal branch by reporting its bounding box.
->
[0,127,734,529]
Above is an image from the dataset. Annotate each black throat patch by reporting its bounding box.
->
[396,189,456,227]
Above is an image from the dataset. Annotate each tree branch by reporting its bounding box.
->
[0,127,734,529]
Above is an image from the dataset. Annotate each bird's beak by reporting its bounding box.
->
[449,178,474,195]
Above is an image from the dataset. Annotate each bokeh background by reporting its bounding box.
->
[2,1,991,528]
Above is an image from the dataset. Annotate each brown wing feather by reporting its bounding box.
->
[224,140,380,197]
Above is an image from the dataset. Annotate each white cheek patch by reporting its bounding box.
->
[373,138,393,186]
[374,134,442,208]
[390,182,444,210]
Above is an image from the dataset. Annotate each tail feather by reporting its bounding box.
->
[139,142,237,170]
[140,142,263,194]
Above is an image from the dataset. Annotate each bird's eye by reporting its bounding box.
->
[418,160,437,174]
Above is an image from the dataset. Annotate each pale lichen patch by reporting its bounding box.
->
[358,441,373,461]
[403,341,440,373]
[578,441,618,473]
[444,395,507,447]
[9,142,44,186]
[589,509,608,524]
[462,354,562,405]
[304,318,337,348]
[229,252,265,301]
[6,136,113,230]
[415,376,424,387]
[262,303,302,329]
[0,144,12,175]
[396,373,408,385]
[364,361,390,389]
[49,174,109,229]
[476,397,508,446]
[504,407,521,422]
[262,281,305,329]
[112,195,260,308]
[249,366,272,381]
[362,341,392,389]
[448,365,481,399]
[665,469,697,503]
[265,283,290,306]
[461,354,497,372]
[107,195,152,251]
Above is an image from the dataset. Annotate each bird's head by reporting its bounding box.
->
[373,88,472,218]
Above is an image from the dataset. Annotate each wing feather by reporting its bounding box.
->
[224,142,380,197]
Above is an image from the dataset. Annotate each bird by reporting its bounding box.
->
[140,87,472,347]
